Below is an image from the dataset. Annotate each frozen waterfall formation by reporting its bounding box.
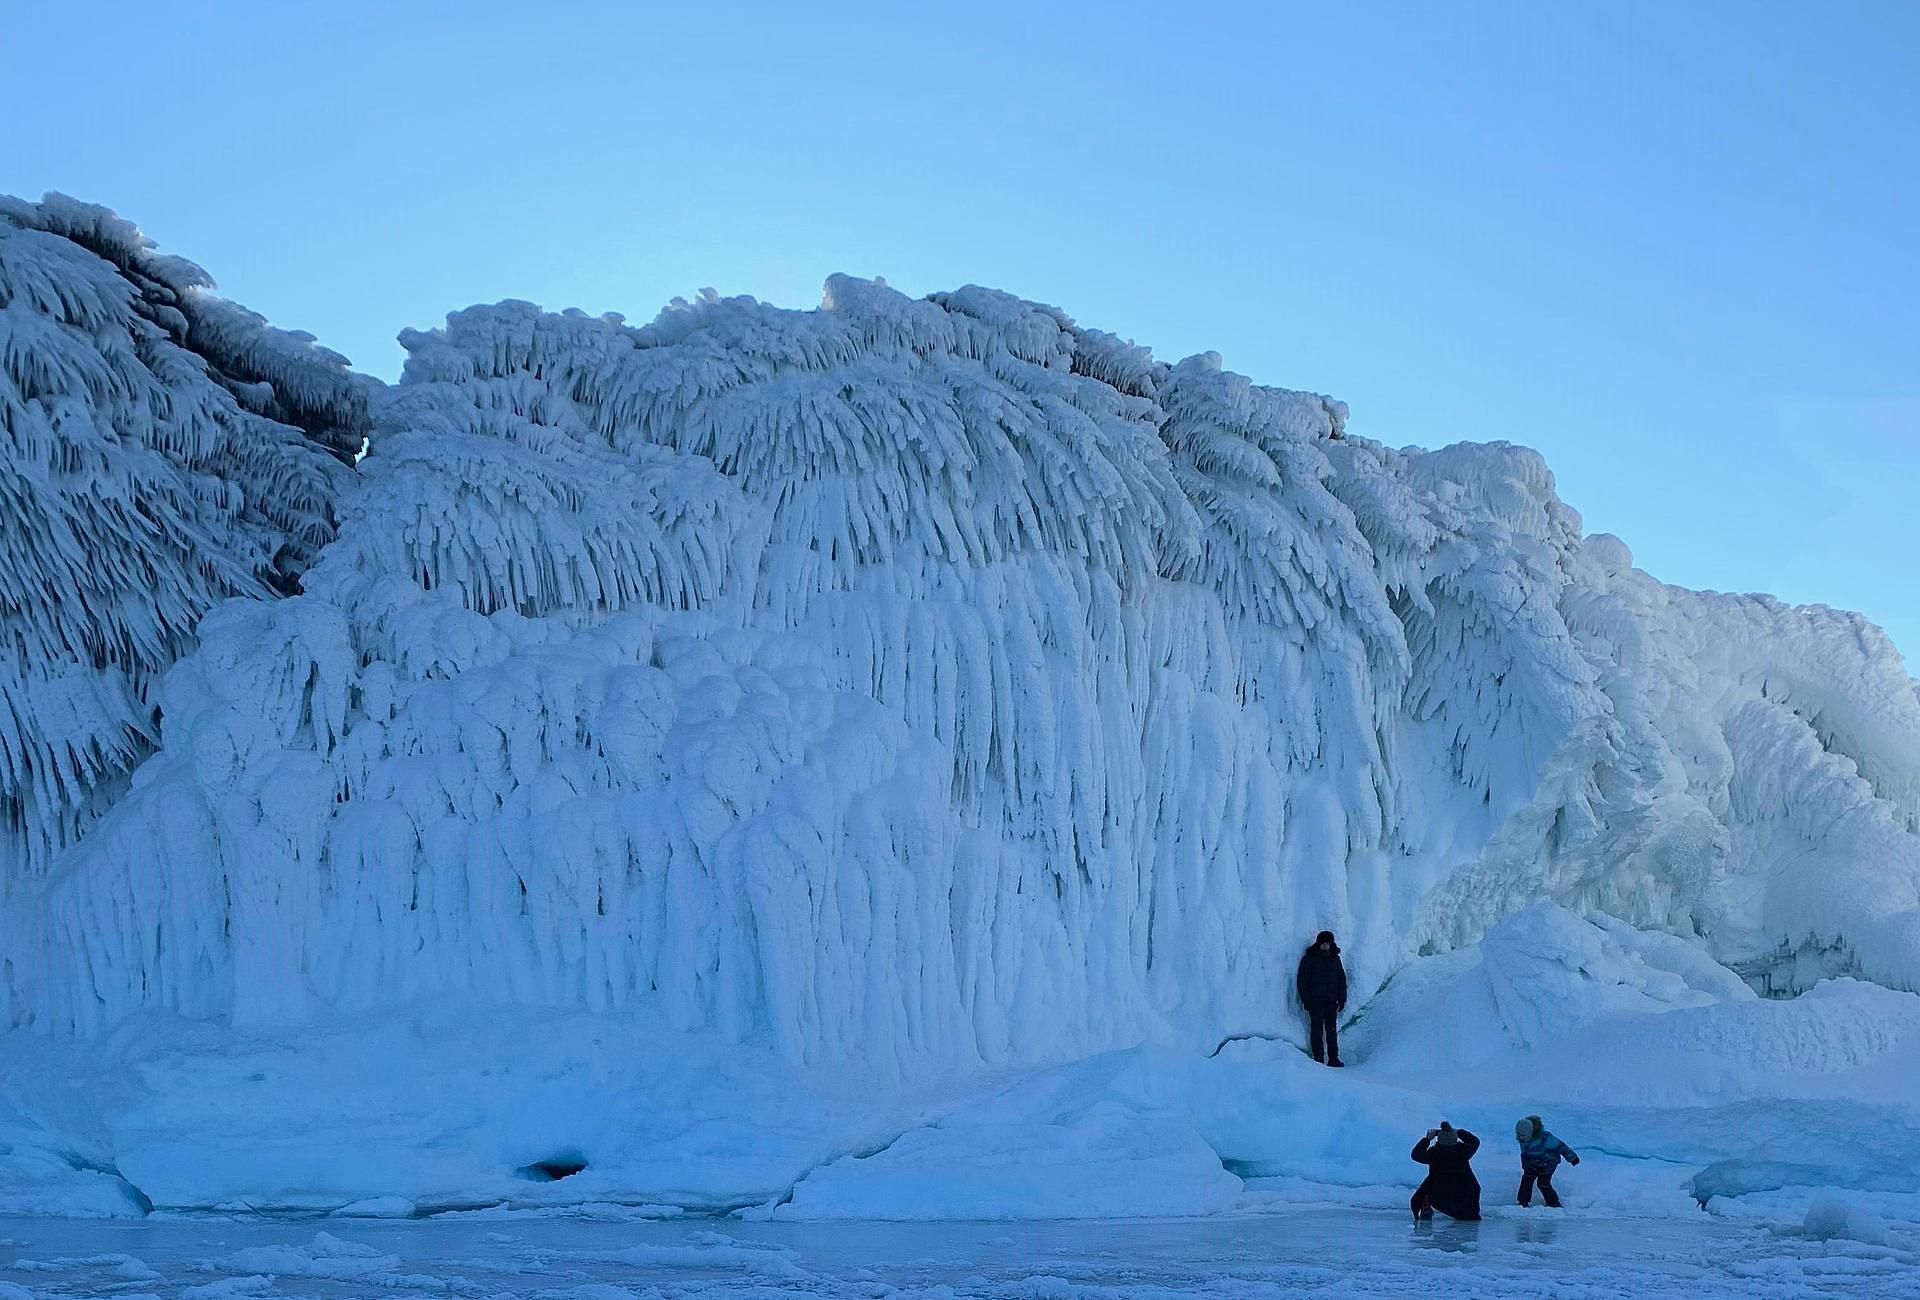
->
[0,196,366,887]
[4,194,1918,1070]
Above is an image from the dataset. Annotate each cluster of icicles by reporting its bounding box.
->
[3,198,1917,1079]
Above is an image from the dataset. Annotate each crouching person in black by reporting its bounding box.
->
[1410,1122,1482,1222]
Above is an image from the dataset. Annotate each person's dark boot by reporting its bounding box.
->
[1327,1058,1345,1067]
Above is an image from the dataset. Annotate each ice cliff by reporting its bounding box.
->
[4,196,1918,1077]
[0,195,367,898]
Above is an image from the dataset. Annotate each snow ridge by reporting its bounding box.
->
[2,206,1916,1075]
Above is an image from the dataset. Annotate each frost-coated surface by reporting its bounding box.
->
[2,199,1919,1240]
[4,1209,1917,1300]
[9,250,1915,1048]
[0,195,364,903]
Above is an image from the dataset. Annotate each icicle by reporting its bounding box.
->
[0,197,359,892]
[5,253,1916,1068]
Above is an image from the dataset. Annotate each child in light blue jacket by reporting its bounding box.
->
[1515,1114,1580,1207]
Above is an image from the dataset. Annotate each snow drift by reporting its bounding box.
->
[8,905,1916,1224]
[1,195,1919,1223]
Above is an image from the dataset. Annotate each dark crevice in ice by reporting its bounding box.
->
[516,1151,590,1182]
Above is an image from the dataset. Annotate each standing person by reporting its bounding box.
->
[1514,1115,1580,1208]
[1410,1122,1482,1222]
[1295,930,1347,1067]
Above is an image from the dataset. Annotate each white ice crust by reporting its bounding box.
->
[2,199,1918,1227]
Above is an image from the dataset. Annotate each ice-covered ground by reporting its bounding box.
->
[4,906,1918,1293]
[3,1205,1916,1299]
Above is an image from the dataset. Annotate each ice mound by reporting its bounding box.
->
[1357,902,1756,1071]
[779,1098,1242,1220]
[82,1005,867,1214]
[209,1232,399,1280]
[1357,905,1920,1098]
[7,259,1917,1067]
[797,1043,1437,1213]
[1802,1195,1891,1244]
[2,196,1919,1225]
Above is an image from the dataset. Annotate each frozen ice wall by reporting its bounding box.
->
[4,211,1917,1076]
[0,195,365,904]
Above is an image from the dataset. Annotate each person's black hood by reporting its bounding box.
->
[1309,930,1340,954]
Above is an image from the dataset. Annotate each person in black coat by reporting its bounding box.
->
[1295,930,1347,1066]
[1410,1122,1482,1221]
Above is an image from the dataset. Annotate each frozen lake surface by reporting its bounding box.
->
[3,1206,1916,1298]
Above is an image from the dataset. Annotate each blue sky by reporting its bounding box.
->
[4,2,1916,662]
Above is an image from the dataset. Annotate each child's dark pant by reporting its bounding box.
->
[1518,1169,1560,1207]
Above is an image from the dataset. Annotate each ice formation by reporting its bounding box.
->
[3,195,1918,1088]
[0,194,366,901]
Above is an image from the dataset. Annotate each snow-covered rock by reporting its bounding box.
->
[2,197,1918,1223]
[0,194,366,918]
[3,207,1916,1063]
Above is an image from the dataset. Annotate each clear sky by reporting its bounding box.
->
[5,2,1916,663]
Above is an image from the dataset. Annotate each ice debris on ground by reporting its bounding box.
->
[1805,1196,1891,1246]
[2,1212,1917,1299]
[0,195,1916,1240]
[205,1230,399,1280]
